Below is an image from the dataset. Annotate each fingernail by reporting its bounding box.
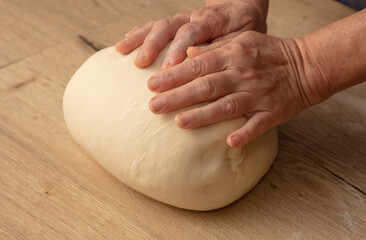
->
[136,50,146,61]
[160,58,171,70]
[177,113,192,128]
[229,135,241,147]
[186,47,194,58]
[148,77,160,90]
[149,98,164,112]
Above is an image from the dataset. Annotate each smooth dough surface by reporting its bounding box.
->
[63,45,278,211]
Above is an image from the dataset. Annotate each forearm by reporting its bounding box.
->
[295,9,366,106]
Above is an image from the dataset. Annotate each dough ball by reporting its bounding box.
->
[63,45,278,211]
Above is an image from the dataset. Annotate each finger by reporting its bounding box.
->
[134,17,187,68]
[227,112,273,148]
[187,38,232,58]
[175,92,252,129]
[147,48,228,92]
[161,21,213,70]
[162,4,255,69]
[115,21,154,54]
[124,25,143,38]
[149,71,237,113]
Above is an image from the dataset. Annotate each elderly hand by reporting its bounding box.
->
[115,0,268,69]
[146,31,319,148]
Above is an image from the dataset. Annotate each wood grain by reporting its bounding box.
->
[0,0,200,67]
[0,0,365,239]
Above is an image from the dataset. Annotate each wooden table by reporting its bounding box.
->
[1,0,365,239]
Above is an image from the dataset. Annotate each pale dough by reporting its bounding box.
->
[63,45,278,211]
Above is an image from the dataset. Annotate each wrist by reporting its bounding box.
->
[293,10,366,107]
[292,36,333,107]
[274,37,316,110]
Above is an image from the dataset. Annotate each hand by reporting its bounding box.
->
[115,0,269,69]
[205,0,268,43]
[146,31,315,148]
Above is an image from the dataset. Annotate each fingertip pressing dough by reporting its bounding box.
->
[63,44,278,211]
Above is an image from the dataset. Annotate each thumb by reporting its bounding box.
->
[227,112,273,148]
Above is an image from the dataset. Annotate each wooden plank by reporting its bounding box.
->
[279,86,366,192]
[267,0,355,37]
[0,0,365,239]
[76,1,204,50]
[0,0,124,67]
[0,0,203,67]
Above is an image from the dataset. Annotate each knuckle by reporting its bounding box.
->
[220,98,239,117]
[242,30,259,39]
[237,31,260,48]
[191,8,224,35]
[179,23,200,35]
[197,78,216,98]
[187,58,205,75]
[228,42,245,54]
[253,117,267,131]
[197,107,209,123]
[223,42,245,65]
[201,8,219,22]
[190,8,205,19]
[192,7,217,19]
[154,19,171,29]
[172,92,183,106]
[146,21,155,27]
[174,10,190,18]
[146,33,159,42]
[246,69,261,81]
[226,40,259,66]
[162,70,174,86]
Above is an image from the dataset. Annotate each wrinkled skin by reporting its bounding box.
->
[115,1,366,148]
[116,0,268,69]
[146,31,310,147]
